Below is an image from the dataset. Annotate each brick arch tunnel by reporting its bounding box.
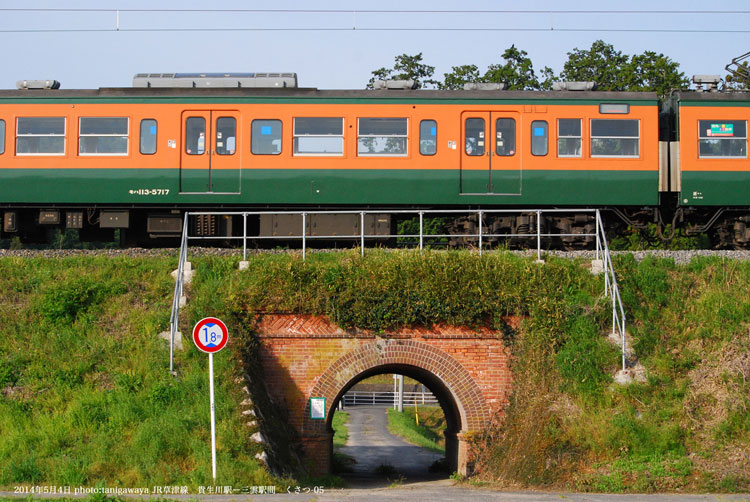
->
[301,339,493,476]
[254,314,511,477]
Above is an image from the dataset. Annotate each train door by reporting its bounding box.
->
[460,111,521,195]
[180,110,241,193]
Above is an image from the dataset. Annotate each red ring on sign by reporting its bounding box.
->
[192,317,229,353]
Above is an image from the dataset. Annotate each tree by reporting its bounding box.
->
[560,40,689,97]
[366,53,438,89]
[482,45,554,90]
[439,64,481,90]
[440,45,556,91]
[560,40,629,90]
[623,51,689,96]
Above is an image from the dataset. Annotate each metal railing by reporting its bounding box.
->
[342,390,438,407]
[167,208,628,373]
[595,211,628,371]
[168,215,189,373]
[185,208,602,262]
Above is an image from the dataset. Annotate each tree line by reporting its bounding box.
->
[367,40,746,97]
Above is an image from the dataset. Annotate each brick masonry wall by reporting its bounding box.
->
[253,314,513,475]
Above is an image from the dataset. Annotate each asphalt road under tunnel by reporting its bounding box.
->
[336,405,447,487]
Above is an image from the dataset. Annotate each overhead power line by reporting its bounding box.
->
[0,8,747,34]
[0,8,749,14]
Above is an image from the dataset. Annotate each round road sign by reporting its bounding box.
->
[192,317,229,353]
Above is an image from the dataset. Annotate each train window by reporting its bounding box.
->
[0,120,4,155]
[185,117,206,155]
[358,118,408,156]
[16,117,65,155]
[140,119,157,155]
[557,119,582,157]
[591,119,639,157]
[215,117,236,155]
[419,120,437,156]
[465,118,485,156]
[531,120,548,156]
[79,117,129,155]
[698,120,747,158]
[496,118,516,156]
[293,117,344,156]
[252,119,282,155]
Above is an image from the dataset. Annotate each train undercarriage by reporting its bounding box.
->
[3,204,750,249]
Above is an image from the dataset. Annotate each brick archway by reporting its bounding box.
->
[301,338,492,476]
[254,314,511,477]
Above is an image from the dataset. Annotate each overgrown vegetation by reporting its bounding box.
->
[387,406,446,454]
[2,250,747,493]
[0,256,277,489]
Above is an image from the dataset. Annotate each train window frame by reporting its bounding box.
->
[557,118,582,158]
[139,119,157,155]
[465,118,485,156]
[419,119,437,156]
[0,119,4,155]
[698,120,747,159]
[531,120,548,156]
[16,117,66,156]
[79,117,129,156]
[214,116,236,156]
[495,118,516,157]
[185,117,206,155]
[293,117,344,157]
[251,119,282,155]
[357,117,409,157]
[590,119,640,158]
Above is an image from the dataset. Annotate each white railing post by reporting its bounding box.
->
[361,212,365,257]
[419,211,424,251]
[536,210,542,261]
[302,212,307,261]
[242,213,247,261]
[478,210,483,256]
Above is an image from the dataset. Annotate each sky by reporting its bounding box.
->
[0,0,748,91]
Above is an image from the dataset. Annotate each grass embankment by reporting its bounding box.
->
[2,251,746,493]
[387,406,446,454]
[0,256,275,489]
[204,250,746,492]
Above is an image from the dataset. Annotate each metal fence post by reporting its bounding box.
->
[302,212,307,261]
[419,211,424,251]
[537,210,542,261]
[478,210,483,256]
[242,213,247,261]
[361,212,365,257]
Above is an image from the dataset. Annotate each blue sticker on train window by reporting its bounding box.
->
[150,126,157,135]
[430,127,436,136]
[534,127,545,136]
[261,126,272,135]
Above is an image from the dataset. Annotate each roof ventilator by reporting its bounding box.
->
[372,79,418,90]
[16,80,61,90]
[132,73,298,88]
[552,81,597,91]
[692,75,721,92]
[462,82,506,91]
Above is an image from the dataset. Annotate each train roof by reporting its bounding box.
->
[0,86,661,105]
[674,90,750,104]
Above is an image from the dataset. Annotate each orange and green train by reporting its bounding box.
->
[0,75,748,246]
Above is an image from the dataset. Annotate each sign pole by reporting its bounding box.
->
[192,317,229,484]
[209,351,217,481]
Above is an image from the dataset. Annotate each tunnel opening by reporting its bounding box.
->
[325,364,464,484]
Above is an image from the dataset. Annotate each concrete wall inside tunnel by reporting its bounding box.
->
[254,314,513,476]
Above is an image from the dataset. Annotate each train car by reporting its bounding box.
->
[672,90,750,247]
[0,74,662,245]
